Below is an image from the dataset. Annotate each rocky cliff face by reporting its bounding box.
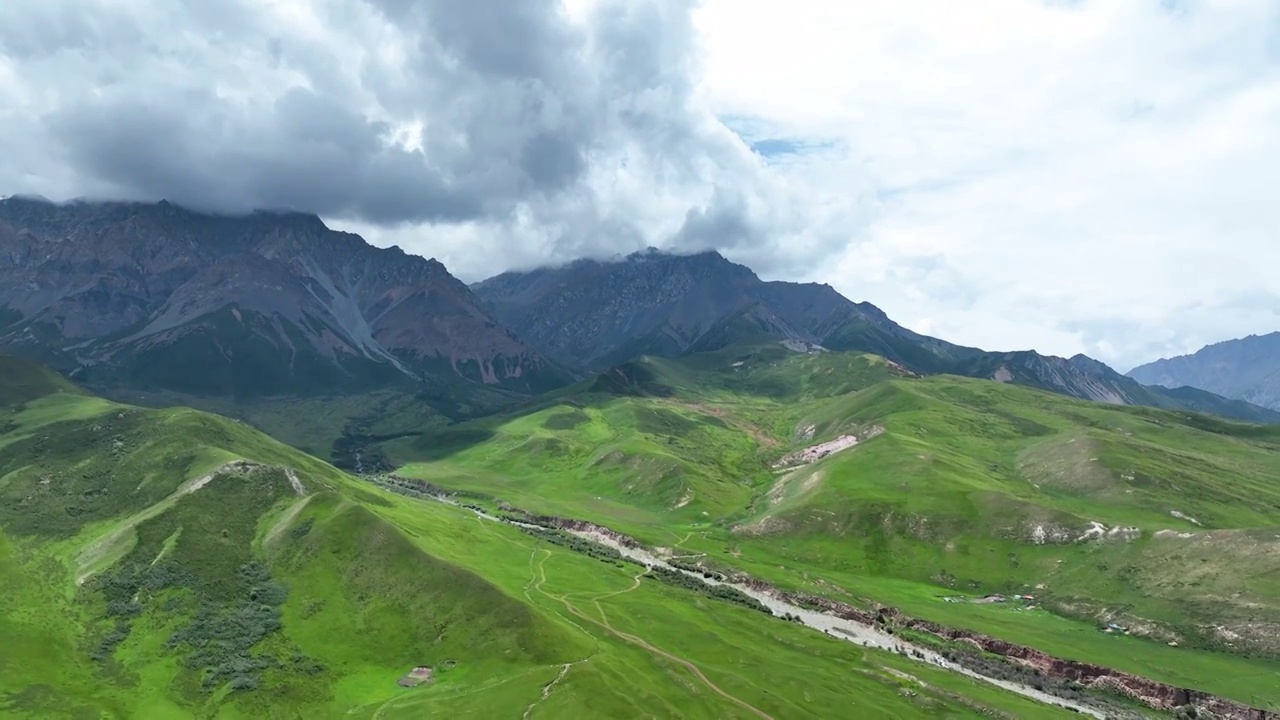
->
[1129,333,1280,411]
[472,248,978,372]
[0,197,567,397]
[472,248,770,369]
[474,249,1280,423]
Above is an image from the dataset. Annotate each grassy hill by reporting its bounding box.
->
[391,341,1280,712]
[0,356,1077,718]
[389,344,906,521]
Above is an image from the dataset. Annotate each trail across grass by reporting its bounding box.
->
[527,548,774,720]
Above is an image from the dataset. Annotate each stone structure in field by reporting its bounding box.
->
[396,666,434,687]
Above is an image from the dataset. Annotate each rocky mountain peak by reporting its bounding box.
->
[0,198,567,397]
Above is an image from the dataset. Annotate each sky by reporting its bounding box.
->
[2,0,1279,370]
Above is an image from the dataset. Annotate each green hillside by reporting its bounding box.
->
[392,342,1280,711]
[0,356,1078,718]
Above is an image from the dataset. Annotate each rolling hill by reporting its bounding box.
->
[0,355,1086,719]
[390,340,1280,713]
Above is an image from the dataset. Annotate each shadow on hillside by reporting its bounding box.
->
[395,426,498,463]
[379,386,638,467]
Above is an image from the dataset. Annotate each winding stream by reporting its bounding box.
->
[565,527,1105,718]
[417,489,1107,718]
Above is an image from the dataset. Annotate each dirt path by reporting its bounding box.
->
[530,550,774,720]
[284,468,306,495]
[263,495,312,548]
[587,566,649,622]
[366,666,546,720]
[682,401,779,448]
[520,662,580,720]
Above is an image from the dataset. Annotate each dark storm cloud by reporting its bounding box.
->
[0,0,729,229]
[403,0,575,80]
[671,190,758,251]
[45,85,484,223]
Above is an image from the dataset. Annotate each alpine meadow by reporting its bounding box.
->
[4,1,1280,718]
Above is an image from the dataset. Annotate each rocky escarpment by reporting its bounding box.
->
[764,591,1275,720]
[770,425,885,469]
[530,515,643,549]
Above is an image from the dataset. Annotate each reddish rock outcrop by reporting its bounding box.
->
[782,594,1276,720]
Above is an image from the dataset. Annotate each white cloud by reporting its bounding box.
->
[693,0,1280,368]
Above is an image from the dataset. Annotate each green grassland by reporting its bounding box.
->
[391,341,1280,711]
[0,356,1080,718]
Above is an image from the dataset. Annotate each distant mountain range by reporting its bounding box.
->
[1129,332,1280,411]
[475,248,1280,423]
[0,196,567,398]
[2,197,1277,424]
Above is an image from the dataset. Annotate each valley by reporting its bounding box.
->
[387,341,1280,716]
[377,481,1110,717]
[0,356,1093,718]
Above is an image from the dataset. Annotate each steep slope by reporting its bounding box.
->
[475,249,1279,423]
[0,196,569,398]
[0,356,1074,719]
[1129,332,1280,411]
[391,342,1280,711]
[0,357,586,718]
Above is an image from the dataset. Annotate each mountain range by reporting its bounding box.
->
[474,247,1280,423]
[0,196,567,398]
[2,196,1277,426]
[1129,332,1280,411]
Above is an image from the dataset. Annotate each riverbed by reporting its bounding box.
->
[412,486,1107,718]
